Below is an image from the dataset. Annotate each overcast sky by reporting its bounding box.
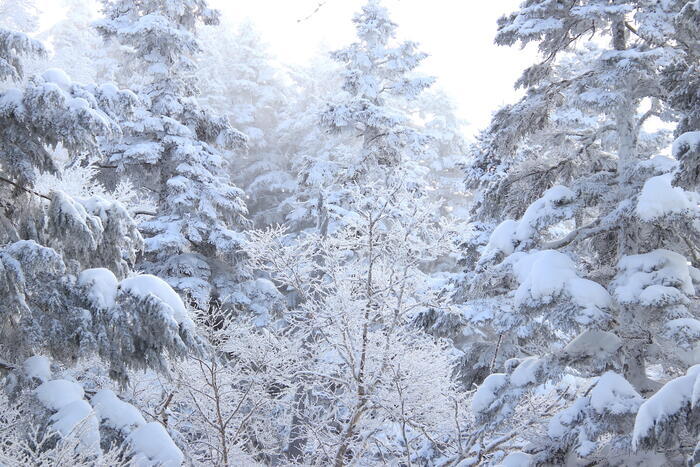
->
[209,0,537,136]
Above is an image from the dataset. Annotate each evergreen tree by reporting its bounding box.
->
[39,0,120,86]
[0,21,200,383]
[96,0,251,308]
[0,0,39,33]
[197,20,295,228]
[277,56,356,234]
[303,0,435,234]
[454,1,700,464]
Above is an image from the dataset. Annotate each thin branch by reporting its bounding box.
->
[133,209,157,216]
[0,174,156,217]
[297,1,329,23]
[624,21,669,47]
[501,159,569,190]
[683,236,700,265]
[540,219,618,250]
[489,334,504,372]
[0,175,51,201]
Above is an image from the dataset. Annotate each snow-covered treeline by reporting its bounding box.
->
[1,0,700,466]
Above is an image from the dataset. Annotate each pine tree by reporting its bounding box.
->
[197,20,295,228]
[0,21,202,381]
[301,0,435,234]
[454,1,700,464]
[277,56,355,234]
[0,23,211,465]
[96,0,251,308]
[322,0,434,174]
[0,0,39,33]
[39,0,120,86]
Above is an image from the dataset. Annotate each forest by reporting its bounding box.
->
[1,0,700,465]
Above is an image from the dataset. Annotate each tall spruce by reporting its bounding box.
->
[96,0,252,308]
[455,1,700,464]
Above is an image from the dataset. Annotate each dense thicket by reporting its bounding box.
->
[1,0,700,466]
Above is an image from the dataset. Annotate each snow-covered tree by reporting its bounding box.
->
[96,0,252,309]
[1,356,187,465]
[322,0,433,176]
[455,1,700,464]
[197,20,295,228]
[0,0,39,33]
[412,87,470,220]
[229,7,467,462]
[38,0,121,86]
[126,305,296,465]
[280,1,467,242]
[247,181,463,466]
[287,0,436,235]
[277,56,355,234]
[0,24,207,463]
[0,46,199,381]
[10,0,700,463]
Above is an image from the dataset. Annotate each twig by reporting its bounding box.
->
[0,175,52,201]
[133,210,157,216]
[156,392,174,426]
[489,334,503,372]
[0,173,156,217]
[541,219,618,250]
[297,1,329,23]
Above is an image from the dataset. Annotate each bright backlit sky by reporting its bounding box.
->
[39,0,538,137]
[210,0,537,136]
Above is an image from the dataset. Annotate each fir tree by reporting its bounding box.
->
[96,0,251,308]
[455,1,700,464]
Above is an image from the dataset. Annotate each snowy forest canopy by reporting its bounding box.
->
[1,0,700,466]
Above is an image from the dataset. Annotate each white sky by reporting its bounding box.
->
[210,0,537,136]
[38,0,538,138]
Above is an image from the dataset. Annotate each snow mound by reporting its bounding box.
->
[496,451,533,467]
[120,274,192,327]
[633,365,700,449]
[508,250,611,324]
[672,131,700,159]
[516,185,576,241]
[42,68,72,90]
[548,397,588,440]
[23,355,51,382]
[91,389,146,432]
[615,249,696,310]
[0,87,24,114]
[636,174,699,221]
[485,219,519,256]
[665,318,700,348]
[510,357,541,387]
[128,422,184,467]
[472,373,508,414]
[35,379,84,411]
[36,378,100,450]
[49,399,99,449]
[638,155,678,174]
[564,330,622,361]
[590,372,642,415]
[79,268,119,309]
[484,186,576,257]
[91,390,181,464]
